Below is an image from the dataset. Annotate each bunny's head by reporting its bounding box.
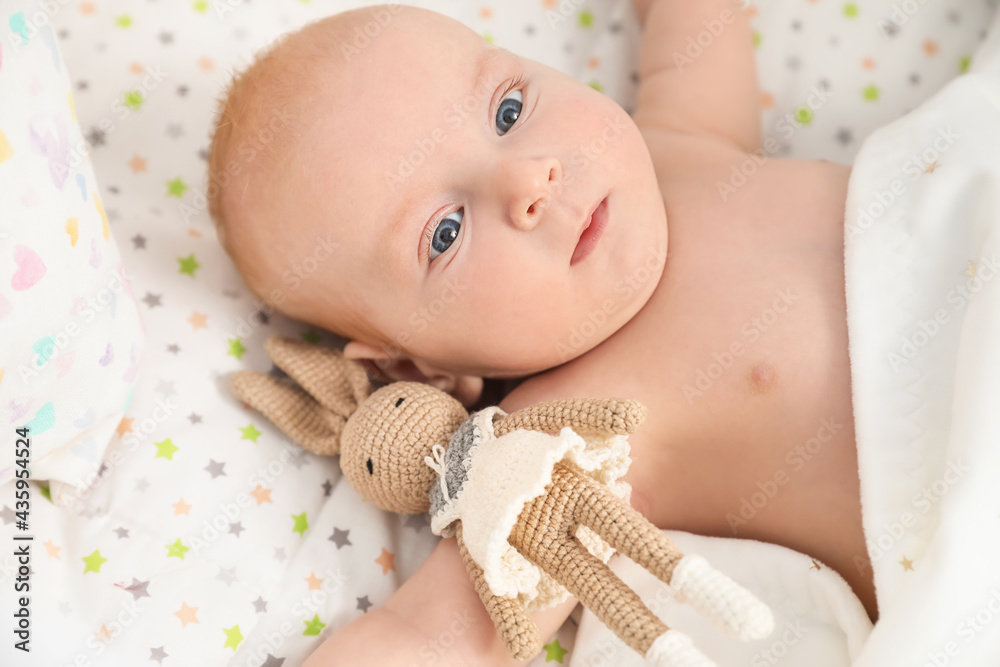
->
[230,336,468,513]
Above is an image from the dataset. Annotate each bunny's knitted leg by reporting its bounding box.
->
[455,523,541,661]
[568,464,774,641]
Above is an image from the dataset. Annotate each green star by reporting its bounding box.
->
[578,10,593,27]
[227,338,247,360]
[863,84,880,102]
[82,549,107,574]
[166,177,188,198]
[178,253,200,277]
[292,512,309,536]
[192,0,209,12]
[794,107,813,125]
[482,33,494,44]
[587,81,603,93]
[115,15,132,28]
[240,424,262,443]
[39,483,52,502]
[544,639,568,663]
[843,3,859,18]
[124,90,143,110]
[300,329,321,344]
[303,614,326,636]
[223,624,244,650]
[154,438,178,460]
[753,31,762,48]
[166,538,189,559]
[960,55,971,73]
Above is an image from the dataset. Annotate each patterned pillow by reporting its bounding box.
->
[0,8,145,507]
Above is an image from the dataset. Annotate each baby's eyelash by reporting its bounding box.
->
[499,74,527,101]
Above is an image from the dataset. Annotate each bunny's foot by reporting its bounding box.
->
[645,630,716,667]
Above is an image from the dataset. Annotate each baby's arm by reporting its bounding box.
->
[301,531,577,666]
[631,0,762,153]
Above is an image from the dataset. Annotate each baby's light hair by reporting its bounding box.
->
[205,10,390,348]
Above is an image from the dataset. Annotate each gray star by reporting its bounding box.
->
[177,85,189,97]
[150,646,167,663]
[910,72,921,85]
[256,310,271,325]
[131,234,146,249]
[829,35,839,47]
[608,21,622,33]
[228,521,244,537]
[58,29,69,40]
[0,506,15,524]
[786,55,801,70]
[322,480,333,497]
[76,80,88,91]
[288,450,309,470]
[818,78,831,91]
[120,578,150,599]
[253,596,268,613]
[86,127,106,147]
[198,148,209,161]
[947,10,960,24]
[524,25,534,35]
[835,128,853,145]
[217,566,238,586]
[188,413,203,424]
[142,292,162,308]
[167,344,180,355]
[97,463,108,477]
[155,380,177,397]
[329,528,351,548]
[261,656,285,667]
[223,289,240,299]
[791,20,802,31]
[158,31,173,44]
[205,460,226,478]
[404,514,429,532]
[135,477,150,492]
[166,123,184,139]
[878,18,900,37]
[274,547,286,562]
[114,526,130,539]
[356,596,373,613]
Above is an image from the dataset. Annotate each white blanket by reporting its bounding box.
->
[845,9,1000,666]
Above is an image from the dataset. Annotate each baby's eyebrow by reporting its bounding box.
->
[472,48,506,98]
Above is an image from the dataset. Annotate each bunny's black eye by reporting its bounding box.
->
[395,397,405,407]
[366,458,374,475]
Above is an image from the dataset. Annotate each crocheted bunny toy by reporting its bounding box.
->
[230,336,774,665]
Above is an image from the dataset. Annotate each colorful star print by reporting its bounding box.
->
[178,253,200,277]
[166,177,187,198]
[228,338,246,360]
[240,424,261,443]
[544,639,568,663]
[292,512,309,536]
[223,624,243,650]
[155,438,178,460]
[303,614,326,636]
[166,538,189,559]
[82,549,107,574]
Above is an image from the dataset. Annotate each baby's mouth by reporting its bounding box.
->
[571,196,609,266]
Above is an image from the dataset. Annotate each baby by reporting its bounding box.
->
[207,1,874,663]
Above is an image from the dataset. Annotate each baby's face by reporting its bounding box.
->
[262,7,667,378]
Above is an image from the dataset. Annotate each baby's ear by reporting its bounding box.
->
[343,340,483,408]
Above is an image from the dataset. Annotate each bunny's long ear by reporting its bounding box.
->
[230,371,346,455]
[228,336,373,456]
[264,336,371,415]
[495,398,647,438]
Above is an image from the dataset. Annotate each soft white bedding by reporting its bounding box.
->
[2,0,998,665]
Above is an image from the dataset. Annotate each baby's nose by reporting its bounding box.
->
[503,157,561,231]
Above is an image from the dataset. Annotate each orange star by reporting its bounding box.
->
[198,56,214,71]
[44,540,61,559]
[79,2,96,14]
[746,5,759,17]
[479,7,492,19]
[116,417,134,438]
[129,62,144,75]
[925,161,940,174]
[188,228,202,238]
[174,602,199,627]
[862,57,876,70]
[96,624,114,643]
[375,548,396,575]
[172,498,192,516]
[587,57,599,69]
[305,572,323,590]
[760,91,775,110]
[543,0,556,7]
[250,485,273,505]
[187,311,208,330]
[127,155,147,174]
[923,40,939,56]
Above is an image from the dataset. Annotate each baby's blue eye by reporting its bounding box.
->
[428,209,463,261]
[495,90,522,135]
